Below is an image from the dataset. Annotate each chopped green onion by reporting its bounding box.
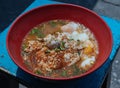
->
[58,20,66,25]
[73,65,80,75]
[30,28,45,38]
[45,50,51,53]
[22,44,27,50]
[54,48,60,52]
[49,21,57,27]
[61,41,65,46]
[36,70,42,75]
[60,47,65,50]
[59,41,65,50]
[53,41,66,51]
[37,30,45,38]
[61,70,67,76]
[30,28,39,34]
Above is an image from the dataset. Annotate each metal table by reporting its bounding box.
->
[0,0,120,88]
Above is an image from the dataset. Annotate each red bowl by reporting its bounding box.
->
[6,4,113,80]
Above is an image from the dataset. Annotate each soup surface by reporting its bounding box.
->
[21,20,99,78]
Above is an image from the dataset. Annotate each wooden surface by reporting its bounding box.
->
[0,0,120,88]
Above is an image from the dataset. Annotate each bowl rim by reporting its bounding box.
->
[6,3,113,80]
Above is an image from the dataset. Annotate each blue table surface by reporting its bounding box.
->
[0,0,120,88]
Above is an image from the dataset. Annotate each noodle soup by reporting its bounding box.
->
[21,20,99,78]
